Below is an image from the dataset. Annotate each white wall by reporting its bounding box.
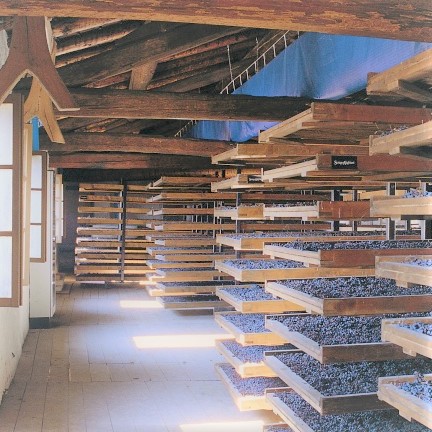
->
[0,284,29,404]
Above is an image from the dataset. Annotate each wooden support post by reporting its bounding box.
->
[330,189,342,232]
[421,182,432,240]
[120,182,127,283]
[386,182,396,240]
[352,190,358,232]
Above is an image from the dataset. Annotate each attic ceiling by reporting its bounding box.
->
[0,1,431,182]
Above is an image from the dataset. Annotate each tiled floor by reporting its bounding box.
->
[0,284,279,431]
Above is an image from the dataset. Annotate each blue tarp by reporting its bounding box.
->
[190,33,432,142]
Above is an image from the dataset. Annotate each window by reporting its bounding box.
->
[0,94,23,307]
[30,151,47,262]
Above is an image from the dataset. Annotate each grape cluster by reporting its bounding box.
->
[404,189,432,198]
[223,260,303,270]
[222,313,269,333]
[400,322,432,336]
[408,258,432,267]
[162,294,220,303]
[221,339,293,363]
[397,372,432,402]
[219,285,279,301]
[275,240,432,251]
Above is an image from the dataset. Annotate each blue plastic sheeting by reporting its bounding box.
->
[190,33,432,142]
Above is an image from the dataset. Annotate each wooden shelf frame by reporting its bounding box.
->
[375,255,432,288]
[370,195,432,218]
[381,317,432,359]
[265,316,411,364]
[264,354,390,415]
[378,374,432,430]
[266,281,432,316]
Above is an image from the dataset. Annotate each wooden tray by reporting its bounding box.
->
[216,233,388,252]
[155,253,237,262]
[215,339,277,378]
[214,205,265,220]
[265,281,432,316]
[370,195,432,218]
[264,201,371,221]
[146,260,214,269]
[369,120,432,159]
[155,268,221,282]
[263,243,430,268]
[155,238,217,246]
[216,287,305,314]
[375,255,432,288]
[215,260,374,282]
[264,353,390,415]
[378,374,432,430]
[382,317,432,359]
[367,48,432,104]
[266,316,411,364]
[258,102,431,144]
[214,312,286,346]
[215,363,276,411]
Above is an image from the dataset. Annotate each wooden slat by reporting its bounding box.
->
[370,195,432,218]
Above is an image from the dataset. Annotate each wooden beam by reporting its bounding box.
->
[40,133,232,156]
[57,89,311,121]
[129,62,158,90]
[58,24,243,87]
[51,18,122,38]
[49,153,212,169]
[1,1,431,42]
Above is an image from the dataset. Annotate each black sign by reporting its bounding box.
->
[331,156,358,170]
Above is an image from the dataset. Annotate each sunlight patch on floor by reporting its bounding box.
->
[134,333,230,349]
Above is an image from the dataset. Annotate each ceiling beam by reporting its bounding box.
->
[0,1,430,42]
[58,23,243,87]
[57,88,312,121]
[40,133,233,156]
[49,153,212,169]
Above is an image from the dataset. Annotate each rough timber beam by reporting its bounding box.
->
[0,1,431,42]
[56,89,311,121]
[49,153,212,170]
[40,133,233,157]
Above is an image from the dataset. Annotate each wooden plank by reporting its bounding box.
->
[155,238,216,246]
[149,222,235,231]
[371,195,432,218]
[3,1,432,42]
[41,133,232,157]
[367,49,432,101]
[215,339,278,378]
[147,192,236,202]
[266,281,432,316]
[216,288,305,314]
[215,260,375,282]
[214,312,286,346]
[146,260,214,269]
[369,120,432,156]
[266,318,412,364]
[155,268,221,282]
[382,317,432,359]
[264,354,390,415]
[152,207,214,216]
[375,255,432,288]
[378,374,432,429]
